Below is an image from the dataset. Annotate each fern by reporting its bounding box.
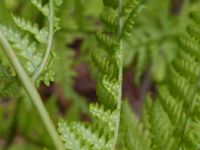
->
[122,0,144,38]
[30,0,49,16]
[58,0,143,149]
[0,25,43,75]
[0,0,62,86]
[122,0,189,84]
[0,0,65,149]
[12,15,48,43]
[117,100,150,150]
[131,10,200,150]
[2,1,200,150]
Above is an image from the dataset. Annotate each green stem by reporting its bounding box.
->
[0,32,64,150]
[113,0,123,149]
[32,0,54,81]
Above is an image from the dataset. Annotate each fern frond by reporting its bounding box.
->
[57,0,143,149]
[71,123,109,150]
[168,67,197,107]
[0,24,42,75]
[35,51,56,86]
[172,57,200,82]
[100,13,118,32]
[92,53,118,79]
[122,1,144,37]
[96,77,119,109]
[58,120,113,150]
[12,15,48,43]
[148,102,174,150]
[0,24,55,87]
[95,32,118,55]
[89,104,118,131]
[158,86,185,126]
[30,0,49,17]
[141,95,153,130]
[117,101,150,150]
[58,121,83,150]
[141,11,200,150]
[178,35,200,61]
[30,0,61,31]
[0,0,62,86]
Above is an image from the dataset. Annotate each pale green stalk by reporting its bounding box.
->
[32,0,54,81]
[0,31,64,150]
[113,0,123,149]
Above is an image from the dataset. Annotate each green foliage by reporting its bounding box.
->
[0,0,62,87]
[17,95,59,148]
[1,0,200,150]
[12,15,48,43]
[58,0,143,149]
[0,24,43,75]
[54,32,88,114]
[122,0,191,84]
[30,0,50,16]
[118,10,200,150]
[0,65,18,97]
[117,100,150,150]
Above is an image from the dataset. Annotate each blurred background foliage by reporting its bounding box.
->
[0,0,200,149]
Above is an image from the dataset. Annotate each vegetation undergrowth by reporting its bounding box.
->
[0,0,200,150]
